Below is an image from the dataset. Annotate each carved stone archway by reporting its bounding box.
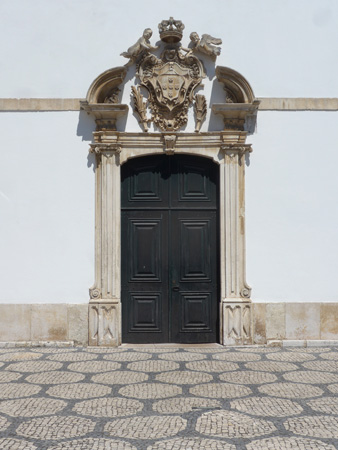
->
[81,19,259,346]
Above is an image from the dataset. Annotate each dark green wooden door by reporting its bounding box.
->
[121,154,219,343]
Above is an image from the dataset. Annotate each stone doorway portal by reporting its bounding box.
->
[83,17,259,347]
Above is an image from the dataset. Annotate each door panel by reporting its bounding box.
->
[121,155,219,343]
[170,210,218,343]
[122,210,169,343]
[179,219,212,281]
[128,293,162,332]
[121,155,169,209]
[171,156,217,209]
[129,219,162,281]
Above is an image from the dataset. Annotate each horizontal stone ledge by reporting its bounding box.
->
[0,98,84,111]
[267,339,338,348]
[0,340,75,348]
[259,98,338,111]
[0,97,337,112]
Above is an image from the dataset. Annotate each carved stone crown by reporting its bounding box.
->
[158,17,184,43]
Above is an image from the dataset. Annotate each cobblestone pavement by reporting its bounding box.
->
[0,345,337,449]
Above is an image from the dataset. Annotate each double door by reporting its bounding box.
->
[121,154,219,343]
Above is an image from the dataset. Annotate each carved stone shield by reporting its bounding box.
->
[150,63,189,110]
[138,49,205,131]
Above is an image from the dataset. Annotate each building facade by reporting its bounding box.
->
[1,0,338,346]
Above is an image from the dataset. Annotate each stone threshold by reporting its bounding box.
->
[0,98,337,111]
[120,343,224,348]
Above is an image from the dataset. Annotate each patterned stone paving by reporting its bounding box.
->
[195,410,276,438]
[0,346,337,449]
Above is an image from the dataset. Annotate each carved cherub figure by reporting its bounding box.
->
[121,28,158,64]
[189,32,222,58]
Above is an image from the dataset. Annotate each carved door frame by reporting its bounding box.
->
[82,63,258,346]
[88,132,252,346]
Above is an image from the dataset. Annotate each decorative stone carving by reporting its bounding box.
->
[189,32,222,58]
[163,134,176,155]
[120,29,158,65]
[104,87,120,104]
[84,67,127,104]
[213,66,260,132]
[131,86,149,132]
[89,143,122,155]
[81,103,128,131]
[158,17,184,43]
[89,287,101,300]
[194,94,207,132]
[223,302,252,345]
[137,47,205,131]
[89,303,120,346]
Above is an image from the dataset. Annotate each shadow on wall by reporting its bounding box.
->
[76,110,96,172]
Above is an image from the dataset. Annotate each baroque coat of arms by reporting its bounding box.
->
[121,17,222,132]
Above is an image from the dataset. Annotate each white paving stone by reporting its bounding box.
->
[246,436,336,450]
[190,383,252,398]
[73,397,143,418]
[25,370,85,384]
[47,439,136,450]
[0,397,67,417]
[186,360,239,372]
[258,382,323,398]
[153,397,221,414]
[47,382,111,399]
[92,370,148,385]
[104,416,186,439]
[148,437,235,450]
[219,370,277,384]
[231,396,303,417]
[155,370,213,384]
[0,439,37,450]
[196,410,276,438]
[0,383,41,399]
[119,382,182,399]
[284,415,338,439]
[16,416,96,440]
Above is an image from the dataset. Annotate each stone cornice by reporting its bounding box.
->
[0,98,337,111]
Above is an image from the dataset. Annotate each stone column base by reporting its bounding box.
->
[88,302,121,347]
[222,301,252,345]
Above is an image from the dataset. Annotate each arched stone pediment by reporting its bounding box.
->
[215,66,256,104]
[85,66,127,104]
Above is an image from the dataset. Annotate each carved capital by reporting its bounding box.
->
[90,143,122,155]
[163,134,177,155]
[220,144,252,159]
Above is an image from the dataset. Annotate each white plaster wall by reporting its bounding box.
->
[246,112,338,302]
[0,0,337,98]
[0,1,337,304]
[0,112,95,303]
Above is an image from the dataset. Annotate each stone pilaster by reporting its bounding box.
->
[220,143,252,344]
[88,140,121,346]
